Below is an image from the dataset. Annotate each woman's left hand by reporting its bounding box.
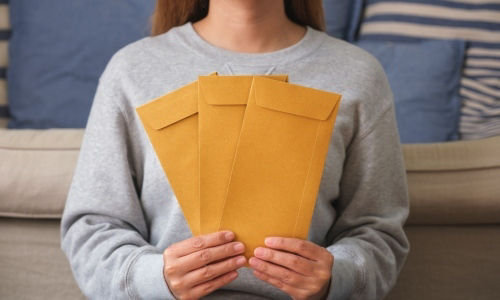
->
[249,237,334,300]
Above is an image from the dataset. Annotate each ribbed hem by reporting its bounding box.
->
[325,245,365,300]
[126,250,175,299]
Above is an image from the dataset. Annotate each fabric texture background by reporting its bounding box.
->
[0,218,85,299]
[322,0,365,41]
[7,0,155,129]
[357,0,500,140]
[356,38,465,143]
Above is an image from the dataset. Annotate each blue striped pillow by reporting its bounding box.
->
[0,0,9,127]
[358,0,500,140]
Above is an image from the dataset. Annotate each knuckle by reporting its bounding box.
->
[298,240,309,252]
[163,247,173,258]
[254,270,265,280]
[311,282,323,294]
[169,279,182,291]
[273,279,284,288]
[266,249,274,260]
[230,257,239,269]
[281,270,293,284]
[218,232,228,243]
[191,237,204,249]
[201,265,213,280]
[319,269,332,280]
[178,294,191,300]
[306,265,315,276]
[290,256,300,268]
[164,263,177,276]
[199,249,211,263]
[226,243,235,255]
[202,282,215,294]
[296,289,309,300]
[258,260,268,272]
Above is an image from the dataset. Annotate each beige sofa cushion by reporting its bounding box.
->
[387,225,500,300]
[0,129,83,218]
[0,129,499,225]
[0,218,85,299]
[403,135,500,225]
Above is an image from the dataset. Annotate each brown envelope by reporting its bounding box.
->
[218,76,342,260]
[197,74,288,235]
[135,73,216,236]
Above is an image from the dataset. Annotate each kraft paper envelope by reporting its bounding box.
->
[197,74,288,235]
[219,76,342,260]
[135,73,216,236]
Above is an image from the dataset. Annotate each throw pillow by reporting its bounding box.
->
[358,0,500,140]
[322,0,365,42]
[7,0,155,128]
[356,39,466,143]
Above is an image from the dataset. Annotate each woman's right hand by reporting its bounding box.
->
[162,231,246,300]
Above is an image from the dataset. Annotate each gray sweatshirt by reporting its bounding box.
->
[61,22,409,300]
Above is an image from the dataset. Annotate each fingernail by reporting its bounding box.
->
[254,247,265,257]
[236,256,246,265]
[233,243,244,252]
[225,231,234,241]
[265,237,276,246]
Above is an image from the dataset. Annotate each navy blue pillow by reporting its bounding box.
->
[8,0,155,128]
[356,39,466,143]
[323,0,365,42]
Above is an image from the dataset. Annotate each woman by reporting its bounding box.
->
[61,0,409,299]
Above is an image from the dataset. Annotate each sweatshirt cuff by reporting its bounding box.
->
[324,246,363,300]
[127,250,175,299]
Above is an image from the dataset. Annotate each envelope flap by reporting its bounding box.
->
[199,75,288,105]
[136,81,198,130]
[253,77,341,120]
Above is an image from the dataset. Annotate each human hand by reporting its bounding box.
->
[249,237,334,300]
[162,231,246,300]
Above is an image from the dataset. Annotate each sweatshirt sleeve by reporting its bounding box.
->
[324,67,410,299]
[60,54,175,299]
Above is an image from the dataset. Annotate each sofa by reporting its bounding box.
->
[1,1,500,299]
[1,128,499,299]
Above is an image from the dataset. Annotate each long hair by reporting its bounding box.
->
[150,0,325,36]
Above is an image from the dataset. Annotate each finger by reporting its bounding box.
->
[184,255,246,287]
[188,270,238,299]
[264,237,322,260]
[166,231,235,258]
[253,270,308,299]
[176,241,245,273]
[253,247,314,276]
[249,257,305,286]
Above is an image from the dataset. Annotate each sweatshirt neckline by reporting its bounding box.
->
[172,21,326,66]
